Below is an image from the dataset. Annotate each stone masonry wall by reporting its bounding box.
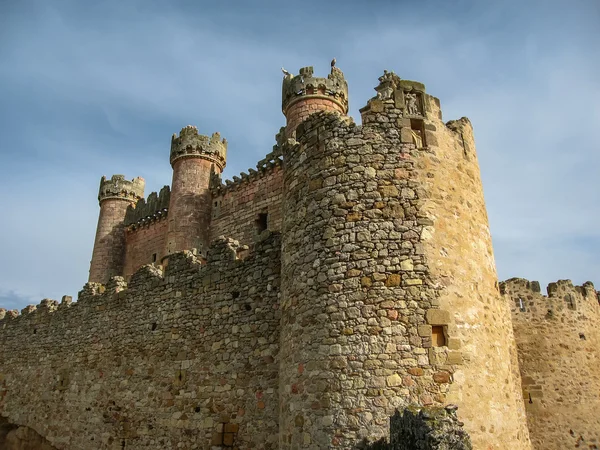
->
[210,166,283,246]
[501,278,600,450]
[279,108,459,448]
[0,233,281,450]
[406,96,531,447]
[165,158,215,257]
[123,219,168,280]
[89,199,132,284]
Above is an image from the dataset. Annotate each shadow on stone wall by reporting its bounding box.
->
[0,416,58,450]
[357,405,472,450]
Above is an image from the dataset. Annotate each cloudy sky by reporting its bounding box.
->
[0,0,598,310]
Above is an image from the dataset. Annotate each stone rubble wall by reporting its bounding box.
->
[0,233,282,450]
[501,278,600,450]
[279,107,461,448]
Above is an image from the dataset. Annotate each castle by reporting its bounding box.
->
[0,64,598,450]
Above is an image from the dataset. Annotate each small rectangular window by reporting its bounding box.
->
[431,326,446,347]
[152,253,157,263]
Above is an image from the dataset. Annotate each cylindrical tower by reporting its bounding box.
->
[163,125,227,260]
[282,65,348,138]
[279,69,531,449]
[89,174,144,284]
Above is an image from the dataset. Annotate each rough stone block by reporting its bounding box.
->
[426,309,451,325]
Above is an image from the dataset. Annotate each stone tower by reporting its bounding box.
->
[163,125,227,260]
[279,68,531,448]
[282,65,348,137]
[88,174,144,284]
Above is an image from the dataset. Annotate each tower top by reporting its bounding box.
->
[170,125,227,170]
[98,175,145,205]
[281,66,349,115]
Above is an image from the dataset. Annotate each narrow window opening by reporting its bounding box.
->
[33,328,37,334]
[151,323,157,331]
[152,253,157,263]
[528,393,533,404]
[410,118,426,148]
[518,297,525,312]
[121,440,126,449]
[195,406,201,413]
[255,212,268,234]
[244,304,252,312]
[580,333,586,340]
[431,325,446,347]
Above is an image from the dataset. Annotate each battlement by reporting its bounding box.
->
[500,277,600,318]
[97,174,145,204]
[281,65,349,115]
[210,146,283,195]
[169,125,227,169]
[124,185,171,228]
[0,232,281,327]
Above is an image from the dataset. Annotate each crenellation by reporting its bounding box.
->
[169,126,227,170]
[124,185,171,228]
[97,174,145,204]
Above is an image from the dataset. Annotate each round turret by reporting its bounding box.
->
[281,65,348,137]
[164,126,228,260]
[169,125,227,170]
[89,175,145,284]
[97,174,145,204]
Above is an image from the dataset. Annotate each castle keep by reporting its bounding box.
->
[1,64,599,450]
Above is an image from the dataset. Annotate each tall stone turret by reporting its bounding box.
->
[282,65,348,138]
[89,174,144,284]
[163,125,227,259]
[279,69,531,448]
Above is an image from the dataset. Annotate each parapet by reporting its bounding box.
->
[170,125,227,170]
[281,66,349,115]
[98,174,145,205]
[124,185,170,228]
[360,70,427,120]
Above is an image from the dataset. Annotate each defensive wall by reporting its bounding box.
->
[0,64,597,449]
[501,278,600,450]
[1,234,282,449]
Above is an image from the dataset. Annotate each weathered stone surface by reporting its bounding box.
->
[501,278,600,449]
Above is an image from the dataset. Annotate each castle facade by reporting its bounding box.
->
[0,65,598,450]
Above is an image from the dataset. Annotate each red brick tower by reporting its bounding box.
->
[282,65,348,137]
[89,175,145,284]
[163,126,227,260]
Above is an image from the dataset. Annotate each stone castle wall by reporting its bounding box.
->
[124,219,168,279]
[0,234,282,450]
[210,164,284,245]
[501,278,600,449]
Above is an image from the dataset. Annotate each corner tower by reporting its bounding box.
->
[163,126,227,259]
[89,175,144,284]
[282,65,348,138]
[279,70,531,448]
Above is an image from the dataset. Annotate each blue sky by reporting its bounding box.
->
[0,0,599,310]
